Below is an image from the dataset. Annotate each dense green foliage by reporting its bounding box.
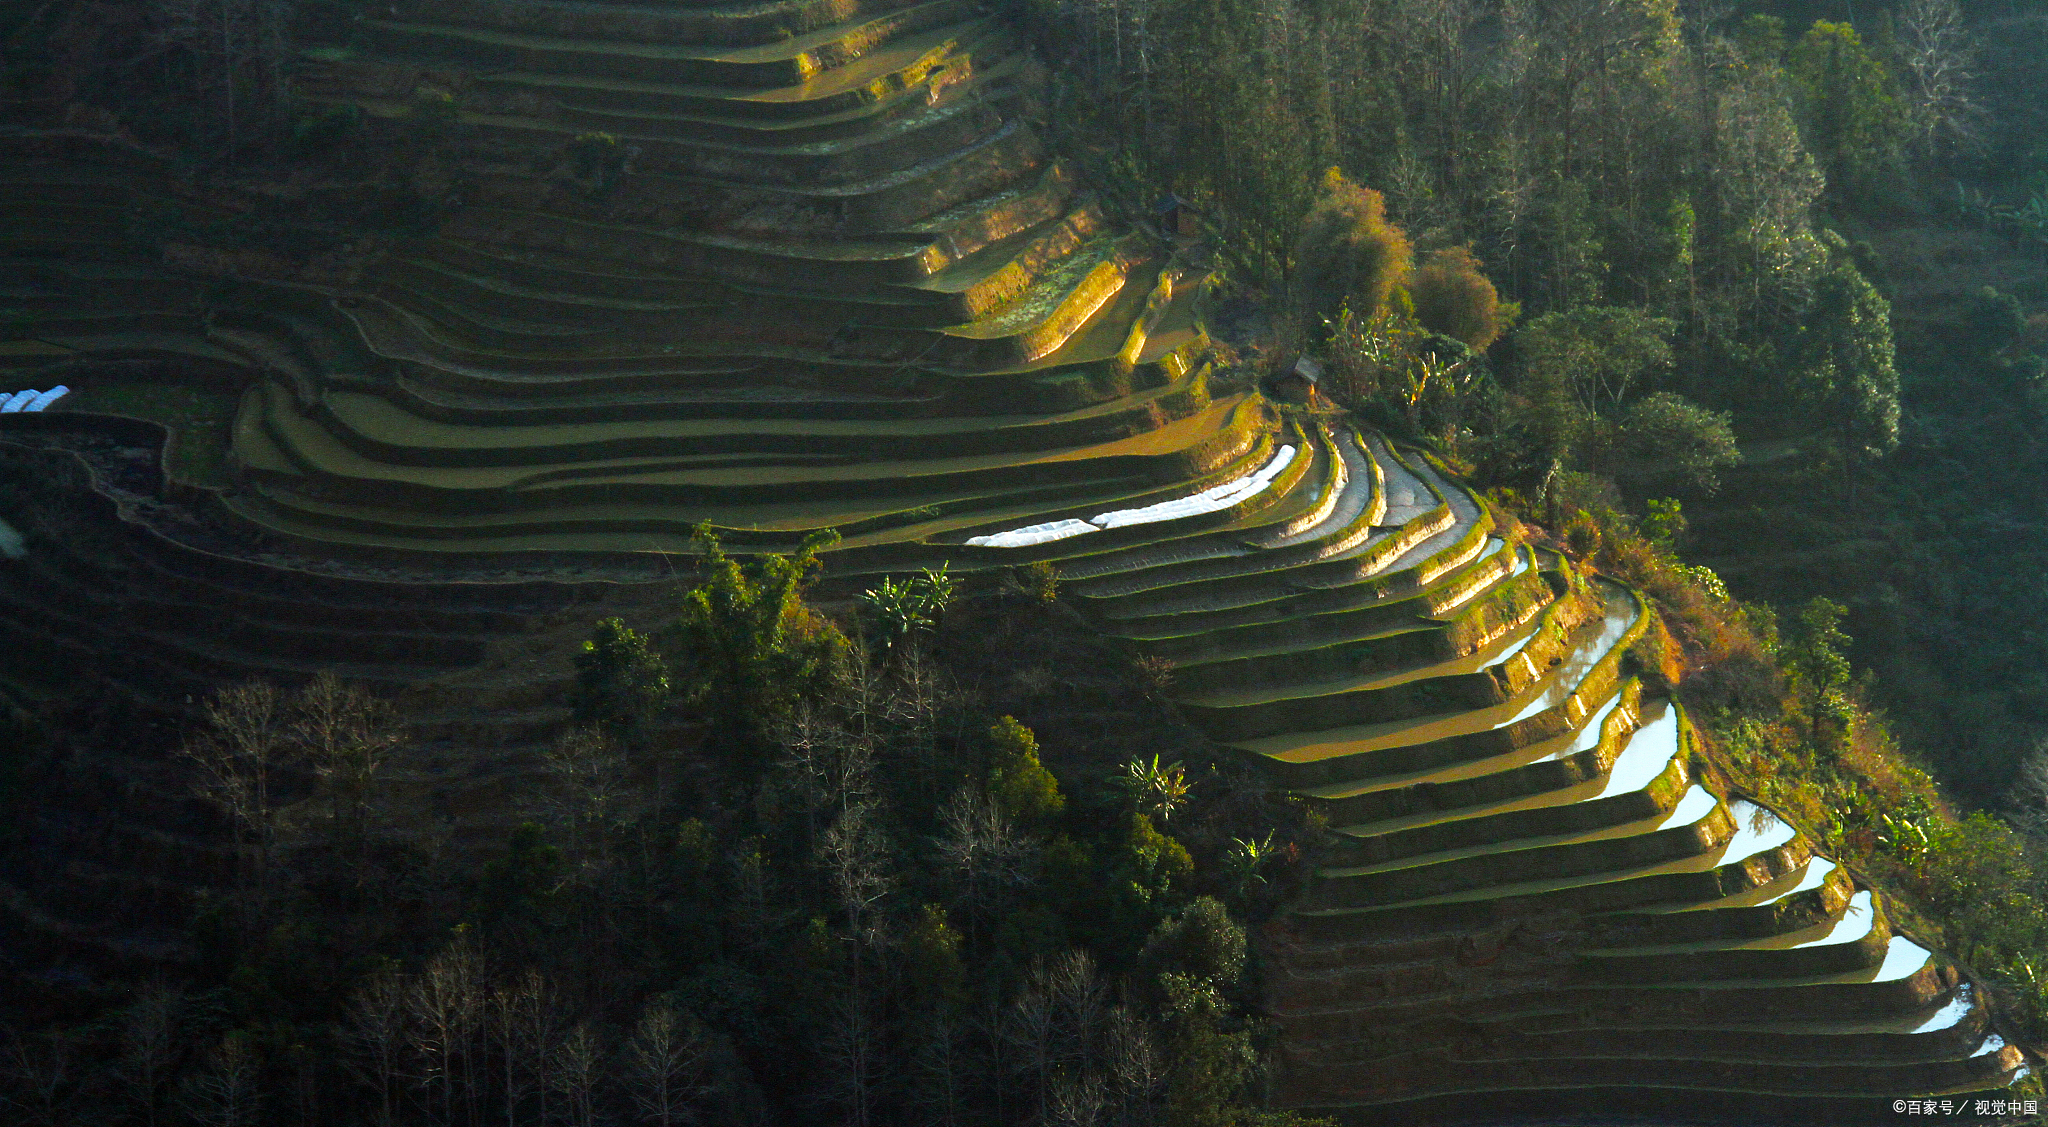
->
[570,618,671,748]
[662,528,848,757]
[0,542,1327,1125]
[1785,20,1911,198]
[1407,246,1508,352]
[1032,0,2048,983]
[1292,171,1413,331]
[856,567,959,658]
[1030,0,1911,465]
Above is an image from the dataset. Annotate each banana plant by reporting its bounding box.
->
[1876,811,1932,861]
[1118,753,1191,822]
[856,565,957,653]
[1223,831,1277,899]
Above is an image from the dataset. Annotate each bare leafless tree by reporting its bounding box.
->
[1897,0,1984,159]
[821,988,883,1127]
[1003,967,1060,1123]
[817,792,895,1127]
[284,1039,324,1127]
[1047,951,1107,1059]
[111,984,183,1127]
[889,645,949,756]
[0,1030,79,1127]
[623,1002,708,1127]
[408,934,485,1125]
[820,799,893,949]
[488,968,566,1127]
[544,727,631,878]
[1104,1004,1162,1127]
[1003,950,1112,1126]
[293,671,403,860]
[550,1023,605,1127]
[772,707,875,842]
[179,1033,263,1127]
[345,968,409,1127]
[906,1012,967,1127]
[934,788,1035,944]
[841,641,951,775]
[149,0,293,157]
[184,680,292,915]
[1045,1069,1106,1127]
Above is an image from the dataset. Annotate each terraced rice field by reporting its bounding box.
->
[1014,431,2018,1121]
[0,0,2032,1118]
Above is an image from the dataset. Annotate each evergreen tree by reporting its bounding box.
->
[986,716,1064,829]
[665,528,849,757]
[1293,169,1414,330]
[571,617,670,747]
[1789,248,1901,461]
[1786,21,1908,198]
[1786,597,1857,741]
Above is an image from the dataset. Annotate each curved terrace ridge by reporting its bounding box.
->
[0,0,2032,1121]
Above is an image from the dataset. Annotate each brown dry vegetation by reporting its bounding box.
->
[1494,475,2048,1047]
[1408,246,1507,352]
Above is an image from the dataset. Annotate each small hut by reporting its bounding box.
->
[1273,356,1326,406]
[1154,193,1200,239]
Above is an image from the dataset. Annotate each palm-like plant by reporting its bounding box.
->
[1117,753,1191,822]
[857,565,957,652]
[1223,831,1276,899]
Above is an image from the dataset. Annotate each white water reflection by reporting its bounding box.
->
[0,516,23,559]
[1536,691,1626,764]
[1267,430,1370,547]
[1502,592,1637,726]
[967,444,1297,547]
[1874,936,1932,982]
[1593,709,1679,798]
[1791,890,1875,948]
[1911,985,1974,1034]
[1757,858,1837,907]
[1721,799,1798,864]
[1654,784,1717,829]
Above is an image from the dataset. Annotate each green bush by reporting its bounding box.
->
[571,617,670,746]
[1141,896,1246,988]
[1601,392,1740,493]
[1012,560,1061,604]
[987,716,1064,827]
[1409,245,1506,351]
[663,528,848,754]
[1294,169,1413,329]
